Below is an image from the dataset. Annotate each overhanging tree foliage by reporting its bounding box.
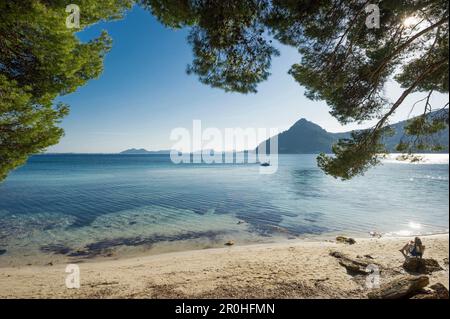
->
[141,0,449,179]
[0,0,132,181]
[1,0,449,182]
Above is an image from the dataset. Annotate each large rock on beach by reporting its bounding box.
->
[403,257,443,274]
[368,275,429,299]
[330,251,378,275]
[410,283,449,299]
[429,283,450,299]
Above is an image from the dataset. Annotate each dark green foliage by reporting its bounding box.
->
[0,0,132,181]
[317,129,388,180]
[396,109,449,152]
[139,0,197,28]
[0,75,69,181]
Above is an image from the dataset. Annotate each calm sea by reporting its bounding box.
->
[0,154,448,265]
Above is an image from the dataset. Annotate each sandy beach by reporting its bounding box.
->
[0,234,448,299]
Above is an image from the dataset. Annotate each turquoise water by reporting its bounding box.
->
[0,154,448,265]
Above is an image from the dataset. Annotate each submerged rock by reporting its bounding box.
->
[368,275,429,299]
[403,257,443,274]
[269,225,291,234]
[0,249,6,256]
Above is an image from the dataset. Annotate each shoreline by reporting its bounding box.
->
[0,233,448,298]
[1,228,448,268]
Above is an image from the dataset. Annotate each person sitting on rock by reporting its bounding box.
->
[400,237,425,259]
[411,237,425,259]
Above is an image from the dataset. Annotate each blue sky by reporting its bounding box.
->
[49,6,449,153]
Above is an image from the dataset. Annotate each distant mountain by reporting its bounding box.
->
[274,118,337,153]
[120,148,171,155]
[257,111,449,154]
